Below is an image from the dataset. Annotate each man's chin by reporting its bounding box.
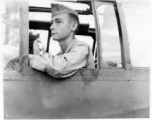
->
[52,37,60,41]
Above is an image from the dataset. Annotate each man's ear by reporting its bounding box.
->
[71,21,78,32]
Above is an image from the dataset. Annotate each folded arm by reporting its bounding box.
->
[29,43,89,78]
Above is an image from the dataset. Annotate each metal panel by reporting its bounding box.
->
[3,67,149,81]
[4,68,149,118]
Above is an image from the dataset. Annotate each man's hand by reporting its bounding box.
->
[28,54,46,72]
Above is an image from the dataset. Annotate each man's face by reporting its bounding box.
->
[50,13,72,41]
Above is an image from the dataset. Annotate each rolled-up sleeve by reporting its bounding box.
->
[29,43,89,78]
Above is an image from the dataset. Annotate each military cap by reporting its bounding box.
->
[51,3,78,18]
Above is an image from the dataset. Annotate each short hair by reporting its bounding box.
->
[68,13,79,34]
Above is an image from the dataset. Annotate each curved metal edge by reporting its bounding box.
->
[91,1,101,69]
[116,3,131,69]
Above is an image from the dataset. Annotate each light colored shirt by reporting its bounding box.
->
[29,39,95,78]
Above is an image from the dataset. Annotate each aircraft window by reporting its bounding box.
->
[28,2,96,68]
[122,4,150,67]
[96,2,122,68]
[2,6,20,71]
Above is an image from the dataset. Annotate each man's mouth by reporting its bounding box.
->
[51,33,57,35]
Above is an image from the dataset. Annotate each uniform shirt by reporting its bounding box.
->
[29,38,95,78]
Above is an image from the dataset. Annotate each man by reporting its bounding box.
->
[28,3,95,78]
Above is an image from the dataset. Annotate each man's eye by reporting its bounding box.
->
[56,21,61,24]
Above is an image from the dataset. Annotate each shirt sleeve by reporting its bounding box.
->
[29,43,89,78]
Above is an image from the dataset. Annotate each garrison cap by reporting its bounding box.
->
[51,3,78,18]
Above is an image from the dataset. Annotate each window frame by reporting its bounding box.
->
[18,0,132,76]
[94,1,131,69]
[116,3,131,69]
[19,1,30,74]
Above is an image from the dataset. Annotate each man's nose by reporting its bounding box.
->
[50,23,55,30]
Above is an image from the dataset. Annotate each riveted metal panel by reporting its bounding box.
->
[4,68,149,118]
[3,67,149,81]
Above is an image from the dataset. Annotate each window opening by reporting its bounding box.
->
[96,2,122,68]
[122,4,150,67]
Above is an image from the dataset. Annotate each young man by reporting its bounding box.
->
[28,3,95,78]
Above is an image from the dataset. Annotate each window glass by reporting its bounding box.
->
[2,2,20,71]
[96,2,122,68]
[122,4,150,67]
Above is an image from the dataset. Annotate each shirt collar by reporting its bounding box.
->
[64,38,77,54]
[58,38,77,55]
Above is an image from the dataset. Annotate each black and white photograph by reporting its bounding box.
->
[1,0,151,119]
